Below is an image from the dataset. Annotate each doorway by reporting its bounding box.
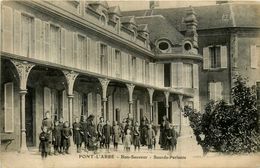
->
[157,102,166,125]
[25,87,35,147]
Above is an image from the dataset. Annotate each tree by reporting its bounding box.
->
[184,76,260,154]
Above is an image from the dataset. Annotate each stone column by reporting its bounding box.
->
[126,84,135,119]
[147,88,154,122]
[62,70,78,128]
[98,78,110,121]
[178,94,184,136]
[164,91,170,119]
[11,60,35,153]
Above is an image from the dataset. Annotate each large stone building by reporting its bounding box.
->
[125,2,260,110]
[0,1,201,152]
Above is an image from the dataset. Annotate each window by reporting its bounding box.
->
[203,45,227,70]
[21,14,33,57]
[183,64,193,88]
[164,63,171,87]
[208,82,223,101]
[50,25,60,63]
[4,82,14,132]
[210,46,221,68]
[100,44,108,75]
[115,50,121,77]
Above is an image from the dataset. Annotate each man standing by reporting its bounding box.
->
[81,115,88,152]
[102,120,112,152]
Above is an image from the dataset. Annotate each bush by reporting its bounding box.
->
[184,76,260,154]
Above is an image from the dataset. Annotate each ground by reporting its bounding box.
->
[0,143,259,168]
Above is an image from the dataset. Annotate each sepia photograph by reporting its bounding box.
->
[0,0,259,167]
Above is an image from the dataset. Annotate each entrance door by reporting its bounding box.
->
[158,102,166,125]
[25,87,35,147]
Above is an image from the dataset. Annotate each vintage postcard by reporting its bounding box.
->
[0,0,259,167]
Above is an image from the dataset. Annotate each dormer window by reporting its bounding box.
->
[115,16,120,33]
[100,15,107,25]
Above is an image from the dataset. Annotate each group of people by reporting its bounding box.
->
[159,116,179,153]
[39,111,178,159]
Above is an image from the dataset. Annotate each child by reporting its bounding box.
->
[52,120,62,155]
[39,126,50,159]
[133,125,140,151]
[62,121,72,154]
[124,129,132,152]
[146,124,155,151]
[102,120,112,152]
[112,121,121,151]
[166,124,178,154]
[73,117,82,153]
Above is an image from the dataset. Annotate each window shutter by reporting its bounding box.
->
[60,28,66,65]
[82,37,87,70]
[86,37,91,71]
[2,6,13,53]
[73,32,78,68]
[44,87,52,117]
[35,18,42,60]
[128,55,132,81]
[251,45,257,68]
[65,31,73,67]
[208,82,215,101]
[62,90,68,122]
[193,64,199,89]
[111,48,116,77]
[107,46,112,77]
[203,47,210,70]
[14,10,21,55]
[4,82,14,132]
[159,63,164,87]
[96,41,101,73]
[43,22,50,61]
[177,62,183,88]
[220,45,228,68]
[216,82,223,100]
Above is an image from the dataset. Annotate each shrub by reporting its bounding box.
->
[184,76,260,154]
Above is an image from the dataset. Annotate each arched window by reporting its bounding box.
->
[100,15,106,26]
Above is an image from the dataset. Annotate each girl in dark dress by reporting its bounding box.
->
[63,121,72,154]
[52,120,62,155]
[39,126,50,159]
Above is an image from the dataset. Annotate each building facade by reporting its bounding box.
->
[0,1,201,152]
[125,2,260,112]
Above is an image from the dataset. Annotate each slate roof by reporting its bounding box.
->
[135,15,184,44]
[108,6,122,16]
[123,3,260,31]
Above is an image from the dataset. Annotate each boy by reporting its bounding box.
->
[133,124,140,151]
[146,124,155,151]
[112,121,121,151]
[73,117,82,153]
[63,121,72,154]
[52,120,62,155]
[59,117,64,154]
[102,120,112,152]
[39,126,50,159]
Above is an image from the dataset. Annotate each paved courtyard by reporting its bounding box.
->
[0,143,259,168]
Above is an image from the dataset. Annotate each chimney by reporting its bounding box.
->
[184,6,198,49]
